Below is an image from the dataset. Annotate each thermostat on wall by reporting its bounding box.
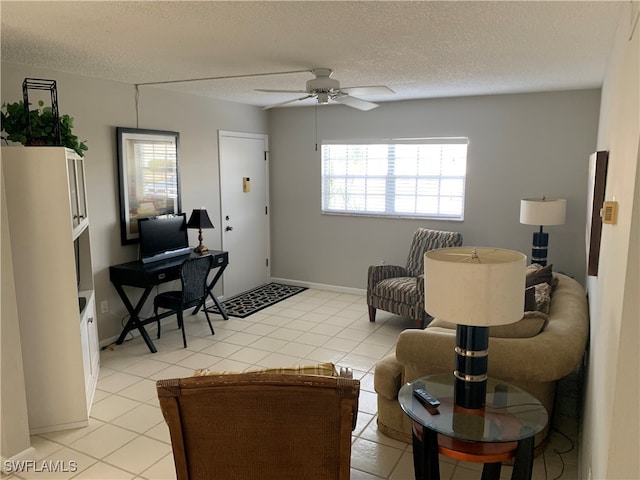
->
[601,201,618,224]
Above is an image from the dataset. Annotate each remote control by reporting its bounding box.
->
[413,388,440,413]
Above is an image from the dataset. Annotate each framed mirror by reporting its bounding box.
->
[116,127,181,244]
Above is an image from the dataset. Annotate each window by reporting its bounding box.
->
[321,138,468,220]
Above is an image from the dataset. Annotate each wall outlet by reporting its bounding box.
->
[99,300,109,314]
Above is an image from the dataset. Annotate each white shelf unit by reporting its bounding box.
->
[2,146,100,434]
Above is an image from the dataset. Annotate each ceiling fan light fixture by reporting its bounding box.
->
[258,67,393,110]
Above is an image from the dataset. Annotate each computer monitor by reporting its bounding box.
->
[138,213,190,264]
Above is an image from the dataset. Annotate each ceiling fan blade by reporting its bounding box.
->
[262,94,315,110]
[255,88,308,94]
[340,86,395,96]
[332,94,379,111]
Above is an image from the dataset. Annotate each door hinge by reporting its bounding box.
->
[265,206,268,215]
[266,258,269,267]
[264,151,269,161]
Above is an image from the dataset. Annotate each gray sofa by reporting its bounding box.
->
[373,271,589,449]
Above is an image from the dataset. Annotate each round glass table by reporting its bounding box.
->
[399,374,548,480]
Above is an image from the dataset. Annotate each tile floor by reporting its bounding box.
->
[3,288,580,479]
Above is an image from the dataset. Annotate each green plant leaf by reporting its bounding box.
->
[1,99,88,156]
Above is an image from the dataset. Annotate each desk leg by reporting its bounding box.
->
[113,284,157,354]
[511,436,535,480]
[193,264,228,320]
[412,423,440,480]
[206,291,228,320]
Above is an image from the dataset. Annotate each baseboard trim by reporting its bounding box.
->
[1,446,36,474]
[270,277,366,296]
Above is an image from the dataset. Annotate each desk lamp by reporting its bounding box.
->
[424,247,526,410]
[187,208,215,254]
[520,197,566,266]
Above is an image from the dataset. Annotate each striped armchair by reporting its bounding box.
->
[367,228,463,328]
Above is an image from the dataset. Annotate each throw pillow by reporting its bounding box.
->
[533,282,552,314]
[524,286,537,311]
[526,263,554,287]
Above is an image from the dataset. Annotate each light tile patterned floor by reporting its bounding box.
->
[3,288,580,479]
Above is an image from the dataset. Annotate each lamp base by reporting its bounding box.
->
[454,325,489,410]
[193,244,209,254]
[531,228,549,266]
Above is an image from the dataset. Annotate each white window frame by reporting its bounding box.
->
[321,138,468,220]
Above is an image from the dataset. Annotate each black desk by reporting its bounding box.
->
[109,250,229,353]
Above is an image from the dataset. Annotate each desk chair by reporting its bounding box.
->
[156,369,360,480]
[154,255,214,348]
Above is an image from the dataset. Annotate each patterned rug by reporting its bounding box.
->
[208,283,307,318]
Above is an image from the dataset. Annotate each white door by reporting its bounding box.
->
[219,130,270,297]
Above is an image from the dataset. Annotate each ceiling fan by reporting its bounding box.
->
[256,68,394,111]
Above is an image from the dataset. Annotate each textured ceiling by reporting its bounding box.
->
[0,1,624,108]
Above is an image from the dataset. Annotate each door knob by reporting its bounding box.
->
[225,226,233,231]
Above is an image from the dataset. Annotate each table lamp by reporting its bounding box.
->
[519,197,566,266]
[186,208,215,254]
[424,247,526,410]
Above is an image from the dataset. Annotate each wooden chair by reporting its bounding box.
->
[156,369,360,480]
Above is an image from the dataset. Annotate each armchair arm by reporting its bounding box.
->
[367,264,410,289]
[416,274,425,301]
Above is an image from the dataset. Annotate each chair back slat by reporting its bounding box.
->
[180,255,213,306]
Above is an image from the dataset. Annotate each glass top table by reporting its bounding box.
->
[399,374,548,480]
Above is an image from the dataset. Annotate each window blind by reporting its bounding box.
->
[133,140,178,201]
[321,138,467,220]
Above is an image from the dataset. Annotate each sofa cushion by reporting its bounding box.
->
[193,362,337,377]
[373,277,419,304]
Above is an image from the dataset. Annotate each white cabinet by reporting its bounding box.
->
[2,146,100,434]
[80,292,100,407]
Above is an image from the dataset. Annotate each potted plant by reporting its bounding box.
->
[1,100,88,156]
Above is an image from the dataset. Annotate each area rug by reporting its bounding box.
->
[208,283,307,318]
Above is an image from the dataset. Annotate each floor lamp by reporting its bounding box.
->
[520,197,566,266]
[424,247,526,410]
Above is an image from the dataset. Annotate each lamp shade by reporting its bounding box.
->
[186,208,214,229]
[520,198,566,226]
[424,247,526,327]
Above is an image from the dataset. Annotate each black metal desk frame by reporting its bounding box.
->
[109,250,228,353]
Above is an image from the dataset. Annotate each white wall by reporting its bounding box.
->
[268,90,601,289]
[1,63,269,341]
[581,2,640,478]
